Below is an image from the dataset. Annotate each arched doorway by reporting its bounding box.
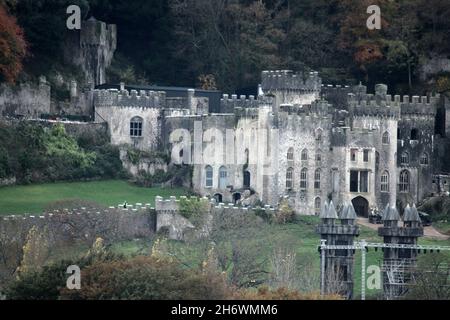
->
[233,193,241,204]
[352,196,369,218]
[243,171,251,189]
[213,193,223,203]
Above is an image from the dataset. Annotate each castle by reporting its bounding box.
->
[94,69,441,217]
[0,18,445,217]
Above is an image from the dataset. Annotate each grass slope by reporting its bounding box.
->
[0,180,188,215]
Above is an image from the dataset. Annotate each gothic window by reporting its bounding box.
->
[315,129,323,142]
[401,152,409,165]
[286,167,294,189]
[205,165,213,188]
[382,131,390,144]
[314,197,321,215]
[301,149,308,161]
[300,168,308,190]
[130,116,143,137]
[315,151,322,163]
[411,128,419,140]
[399,170,410,193]
[314,169,321,190]
[381,171,389,192]
[287,147,294,161]
[420,153,429,165]
[219,166,228,189]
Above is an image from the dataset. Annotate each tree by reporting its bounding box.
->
[0,4,27,83]
[18,226,50,275]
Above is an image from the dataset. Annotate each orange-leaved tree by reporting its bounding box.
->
[0,4,27,83]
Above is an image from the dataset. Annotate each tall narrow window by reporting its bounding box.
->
[351,149,358,162]
[363,149,370,162]
[130,116,143,137]
[314,197,321,215]
[301,149,308,161]
[382,131,390,144]
[411,128,419,140]
[350,171,358,192]
[300,168,308,190]
[287,147,294,161]
[286,167,294,189]
[314,169,321,190]
[399,170,410,193]
[420,153,429,165]
[205,166,213,188]
[219,166,228,189]
[381,171,389,192]
[401,152,409,165]
[360,171,368,192]
[315,152,322,163]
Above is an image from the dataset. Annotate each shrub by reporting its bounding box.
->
[274,200,296,224]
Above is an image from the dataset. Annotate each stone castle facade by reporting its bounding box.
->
[94,70,441,217]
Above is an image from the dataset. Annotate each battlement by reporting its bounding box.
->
[0,203,153,222]
[261,70,322,92]
[279,99,330,116]
[94,89,166,108]
[220,94,259,109]
[80,17,117,47]
[400,94,440,116]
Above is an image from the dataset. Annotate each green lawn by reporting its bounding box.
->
[0,180,188,215]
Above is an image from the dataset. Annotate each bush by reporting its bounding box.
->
[59,256,231,300]
[274,200,296,224]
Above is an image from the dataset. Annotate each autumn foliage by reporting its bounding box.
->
[0,4,26,83]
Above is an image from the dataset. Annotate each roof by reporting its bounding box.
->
[382,204,400,221]
[320,200,338,219]
[403,204,421,222]
[340,201,357,220]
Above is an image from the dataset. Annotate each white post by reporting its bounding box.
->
[361,240,367,300]
[320,239,327,296]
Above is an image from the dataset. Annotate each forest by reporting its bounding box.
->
[1,0,450,95]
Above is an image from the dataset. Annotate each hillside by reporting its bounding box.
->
[1,0,450,96]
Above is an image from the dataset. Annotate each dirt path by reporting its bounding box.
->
[357,218,450,240]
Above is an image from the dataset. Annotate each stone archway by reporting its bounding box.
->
[352,196,369,218]
[213,193,223,204]
[233,192,241,204]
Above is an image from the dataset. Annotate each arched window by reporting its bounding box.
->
[382,131,390,144]
[287,147,294,161]
[411,128,419,140]
[399,170,410,193]
[205,166,213,188]
[314,197,321,215]
[401,152,409,165]
[300,168,308,190]
[314,169,321,190]
[301,149,308,161]
[130,116,143,137]
[381,171,389,192]
[286,167,294,189]
[315,151,322,163]
[219,166,228,189]
[315,129,323,142]
[420,153,429,165]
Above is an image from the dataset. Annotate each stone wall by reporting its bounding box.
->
[0,204,155,250]
[0,77,51,119]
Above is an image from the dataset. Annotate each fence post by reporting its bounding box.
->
[361,240,367,300]
[320,239,327,296]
